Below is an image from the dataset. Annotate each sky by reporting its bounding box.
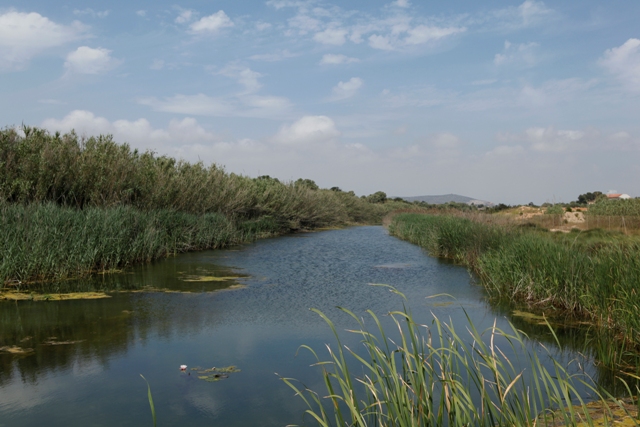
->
[1,1,639,204]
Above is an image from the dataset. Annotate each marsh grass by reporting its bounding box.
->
[283,288,639,427]
[0,202,239,285]
[389,213,640,357]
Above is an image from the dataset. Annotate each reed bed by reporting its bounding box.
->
[389,213,640,352]
[588,199,640,217]
[283,288,639,427]
[0,202,244,285]
[0,126,408,285]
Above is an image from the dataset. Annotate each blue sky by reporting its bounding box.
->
[1,1,639,204]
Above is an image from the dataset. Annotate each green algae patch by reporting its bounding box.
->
[539,398,639,427]
[179,275,242,282]
[43,339,85,346]
[0,291,111,301]
[512,309,548,324]
[120,284,246,294]
[0,345,34,355]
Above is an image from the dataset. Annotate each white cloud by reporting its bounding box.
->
[367,23,464,51]
[271,3,466,52]
[255,22,272,31]
[517,78,597,108]
[41,110,220,151]
[189,11,234,34]
[490,0,555,30]
[136,10,146,17]
[330,77,363,100]
[266,1,308,10]
[313,28,348,45]
[219,65,262,93]
[42,110,113,135]
[525,127,588,152]
[274,115,341,145]
[139,94,235,116]
[485,144,525,158]
[600,38,640,91]
[495,126,609,153]
[369,35,394,51]
[494,40,539,67]
[0,10,88,70]
[175,9,195,24]
[287,14,322,34]
[319,54,359,65]
[139,93,292,119]
[392,0,411,8]
[405,25,466,45]
[431,132,461,149]
[73,9,109,18]
[64,46,121,74]
[518,0,553,26]
[243,95,291,110]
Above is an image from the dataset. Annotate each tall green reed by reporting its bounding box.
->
[283,287,637,427]
[0,202,239,284]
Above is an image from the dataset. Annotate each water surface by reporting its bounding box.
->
[0,226,602,426]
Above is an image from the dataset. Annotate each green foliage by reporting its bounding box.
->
[578,191,603,205]
[294,178,319,191]
[545,204,564,215]
[588,198,640,216]
[366,191,387,204]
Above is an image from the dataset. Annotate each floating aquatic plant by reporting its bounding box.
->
[179,275,242,282]
[190,365,241,382]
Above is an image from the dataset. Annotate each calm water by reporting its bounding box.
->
[0,226,603,426]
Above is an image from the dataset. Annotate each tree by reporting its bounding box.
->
[577,191,603,204]
[366,191,387,204]
[257,175,280,183]
[294,178,319,191]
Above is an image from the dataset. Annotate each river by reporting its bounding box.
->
[0,226,609,426]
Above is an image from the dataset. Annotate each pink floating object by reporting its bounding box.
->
[180,365,187,371]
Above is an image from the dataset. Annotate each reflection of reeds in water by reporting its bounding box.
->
[283,288,639,427]
[389,213,640,370]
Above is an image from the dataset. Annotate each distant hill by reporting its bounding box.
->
[399,193,493,206]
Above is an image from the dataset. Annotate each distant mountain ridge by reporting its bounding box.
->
[399,193,493,206]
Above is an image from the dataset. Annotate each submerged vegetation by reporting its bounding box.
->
[389,213,640,360]
[284,289,640,427]
[0,126,409,285]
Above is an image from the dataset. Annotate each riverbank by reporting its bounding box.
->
[389,213,640,357]
[0,126,407,287]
